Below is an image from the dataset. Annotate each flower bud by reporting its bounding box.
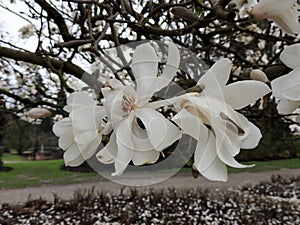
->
[27,108,52,119]
[250,69,269,83]
[171,6,198,23]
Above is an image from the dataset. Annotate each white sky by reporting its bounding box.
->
[0,1,39,51]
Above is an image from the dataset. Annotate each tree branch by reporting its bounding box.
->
[0,46,103,90]
[35,0,74,41]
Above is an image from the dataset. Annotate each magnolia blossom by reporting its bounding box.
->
[169,59,271,182]
[27,108,52,119]
[271,44,300,120]
[250,0,300,36]
[53,92,107,166]
[96,43,181,176]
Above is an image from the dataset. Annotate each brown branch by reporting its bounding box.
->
[0,46,104,91]
[35,0,74,41]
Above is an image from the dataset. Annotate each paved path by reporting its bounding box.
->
[0,168,299,205]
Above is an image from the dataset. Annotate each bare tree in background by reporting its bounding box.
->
[0,0,299,159]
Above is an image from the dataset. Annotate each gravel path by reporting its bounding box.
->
[1,168,300,205]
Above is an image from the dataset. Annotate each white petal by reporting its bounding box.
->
[198,58,232,98]
[200,157,228,182]
[172,108,209,141]
[194,132,217,172]
[131,119,156,152]
[78,134,101,159]
[251,0,295,20]
[277,99,300,114]
[241,122,262,149]
[71,106,105,132]
[134,107,181,151]
[214,125,253,168]
[67,91,96,108]
[113,115,135,176]
[132,150,160,165]
[64,143,85,167]
[96,132,117,164]
[112,141,134,176]
[115,113,135,150]
[271,68,300,101]
[58,127,74,150]
[192,132,227,182]
[53,118,71,137]
[280,44,300,69]
[132,43,158,99]
[74,131,97,146]
[147,43,180,95]
[269,9,300,36]
[223,80,271,110]
[213,120,241,157]
[104,89,126,125]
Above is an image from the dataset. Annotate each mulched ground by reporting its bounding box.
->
[0,175,299,225]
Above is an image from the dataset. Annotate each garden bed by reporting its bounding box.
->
[1,175,299,225]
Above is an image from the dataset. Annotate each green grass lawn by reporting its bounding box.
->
[2,153,27,162]
[177,158,300,174]
[0,159,101,189]
[1,153,300,189]
[228,158,300,173]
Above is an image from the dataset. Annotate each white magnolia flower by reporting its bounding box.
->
[53,92,107,166]
[271,44,300,118]
[27,108,52,119]
[170,59,271,182]
[96,43,182,176]
[250,0,300,36]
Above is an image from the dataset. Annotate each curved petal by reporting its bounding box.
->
[74,131,97,145]
[53,118,71,137]
[134,107,181,151]
[194,132,218,172]
[271,69,300,100]
[277,99,300,114]
[67,92,96,108]
[132,150,160,165]
[280,44,300,69]
[132,43,158,99]
[71,106,105,132]
[131,119,156,152]
[197,58,232,98]
[223,80,271,110]
[58,127,74,150]
[269,9,300,36]
[96,132,117,164]
[115,113,135,150]
[190,131,227,182]
[112,114,135,176]
[240,122,262,149]
[147,43,180,96]
[200,157,228,182]
[64,143,85,167]
[112,141,134,176]
[214,124,253,168]
[78,134,101,159]
[172,108,209,141]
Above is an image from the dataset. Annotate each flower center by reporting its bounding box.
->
[122,95,136,113]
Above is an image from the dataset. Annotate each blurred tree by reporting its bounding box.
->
[0,0,298,161]
[2,116,57,156]
[0,106,7,169]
